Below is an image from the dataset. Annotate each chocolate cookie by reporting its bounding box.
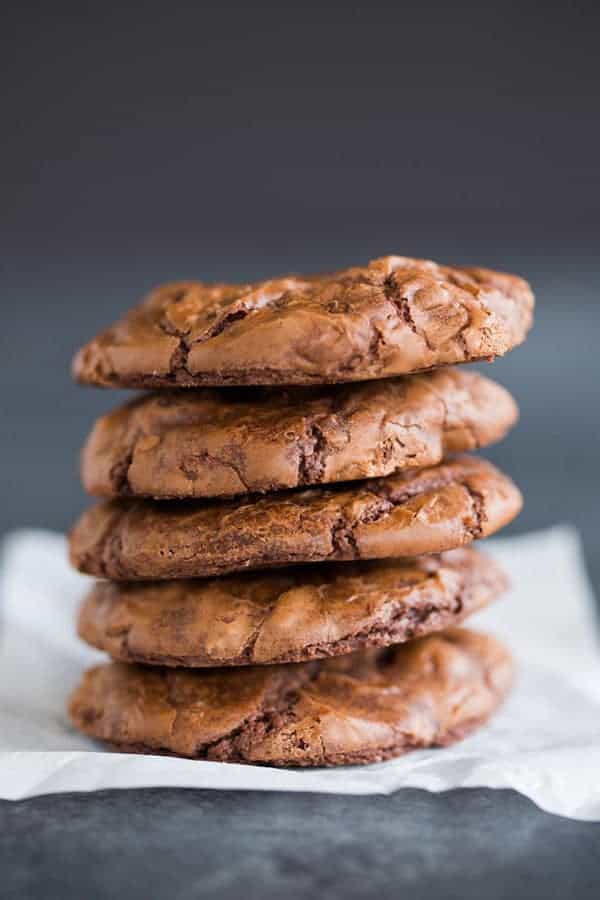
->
[72,256,534,388]
[81,369,518,500]
[69,456,521,580]
[68,628,513,766]
[77,548,507,666]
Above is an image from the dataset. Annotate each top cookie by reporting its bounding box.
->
[72,256,534,387]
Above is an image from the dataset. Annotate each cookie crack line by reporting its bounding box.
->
[384,271,485,359]
[108,425,146,494]
[193,673,319,761]
[462,480,486,539]
[383,273,429,349]
[180,450,252,493]
[297,421,328,485]
[82,509,128,580]
[327,470,495,561]
[108,448,134,495]
[240,610,272,663]
[156,313,192,379]
[162,283,292,367]
[203,307,250,341]
[161,302,262,379]
[194,706,284,761]
[328,491,400,560]
[261,591,471,666]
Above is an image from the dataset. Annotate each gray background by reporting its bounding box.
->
[2,1,600,897]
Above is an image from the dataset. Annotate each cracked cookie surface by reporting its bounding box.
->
[68,628,514,766]
[77,548,507,666]
[72,256,534,388]
[81,368,518,500]
[69,456,522,580]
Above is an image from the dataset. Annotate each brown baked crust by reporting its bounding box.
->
[68,628,514,766]
[72,256,534,388]
[69,456,522,580]
[77,548,507,666]
[81,369,518,500]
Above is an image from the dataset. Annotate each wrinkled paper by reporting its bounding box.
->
[1,526,599,819]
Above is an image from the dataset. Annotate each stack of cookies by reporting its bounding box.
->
[67,255,533,767]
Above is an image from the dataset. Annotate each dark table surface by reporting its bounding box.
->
[2,789,600,899]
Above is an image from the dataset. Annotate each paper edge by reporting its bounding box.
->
[2,750,600,821]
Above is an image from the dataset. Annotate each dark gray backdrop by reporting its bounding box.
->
[2,2,600,898]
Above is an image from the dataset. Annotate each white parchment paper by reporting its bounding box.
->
[1,526,600,819]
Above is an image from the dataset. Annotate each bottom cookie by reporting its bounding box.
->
[69,628,513,767]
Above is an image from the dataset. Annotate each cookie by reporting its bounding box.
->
[81,368,518,500]
[69,456,521,580]
[72,256,534,388]
[78,548,506,666]
[68,628,513,766]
